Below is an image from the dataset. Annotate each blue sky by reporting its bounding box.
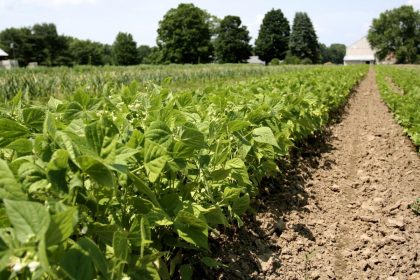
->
[0,0,419,47]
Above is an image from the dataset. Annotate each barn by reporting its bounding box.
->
[343,37,376,65]
[0,48,8,58]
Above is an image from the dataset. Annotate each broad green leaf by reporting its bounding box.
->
[228,120,251,133]
[145,121,172,147]
[6,138,33,155]
[59,247,93,280]
[232,193,250,216]
[252,126,280,148]
[203,206,227,227]
[3,199,50,243]
[174,210,208,250]
[201,257,222,268]
[180,127,206,149]
[0,159,26,200]
[43,113,56,138]
[144,140,169,183]
[223,187,242,201]
[78,156,115,188]
[22,107,45,130]
[47,149,69,171]
[78,238,109,279]
[45,207,78,246]
[0,118,29,146]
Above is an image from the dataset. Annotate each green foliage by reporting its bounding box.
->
[0,23,73,66]
[214,16,252,63]
[157,3,213,64]
[289,12,320,64]
[320,43,346,64]
[69,38,107,66]
[112,32,139,66]
[0,65,367,278]
[255,9,290,64]
[137,45,152,64]
[411,198,420,215]
[283,52,301,65]
[269,58,281,65]
[376,66,420,149]
[368,6,420,64]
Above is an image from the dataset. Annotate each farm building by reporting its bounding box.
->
[343,37,376,65]
[0,48,8,58]
[247,56,265,65]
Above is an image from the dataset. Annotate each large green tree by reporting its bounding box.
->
[112,32,138,66]
[0,27,34,66]
[69,38,106,66]
[214,15,252,63]
[289,12,320,63]
[368,5,420,64]
[157,3,213,64]
[320,43,346,64]
[255,9,290,64]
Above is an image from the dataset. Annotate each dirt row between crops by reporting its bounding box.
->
[209,68,420,280]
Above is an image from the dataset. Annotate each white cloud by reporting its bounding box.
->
[407,0,420,9]
[22,0,97,7]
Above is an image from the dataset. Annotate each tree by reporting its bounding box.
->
[368,5,420,64]
[137,45,152,64]
[31,23,72,66]
[255,9,290,64]
[320,43,346,64]
[112,32,138,66]
[157,3,213,64]
[214,15,252,63]
[289,12,320,63]
[0,27,34,66]
[69,38,106,65]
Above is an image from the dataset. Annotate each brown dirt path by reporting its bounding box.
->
[212,68,420,280]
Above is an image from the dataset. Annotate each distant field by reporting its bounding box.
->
[0,64,305,101]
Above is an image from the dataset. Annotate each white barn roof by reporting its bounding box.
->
[247,56,265,64]
[0,48,8,57]
[344,37,375,61]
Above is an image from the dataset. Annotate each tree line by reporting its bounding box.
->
[1,3,417,67]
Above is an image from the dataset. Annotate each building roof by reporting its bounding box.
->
[0,48,8,57]
[343,37,375,61]
[247,56,265,64]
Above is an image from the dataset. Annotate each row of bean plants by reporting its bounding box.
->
[0,66,367,279]
[376,66,420,149]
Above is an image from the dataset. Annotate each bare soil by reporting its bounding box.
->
[209,68,420,280]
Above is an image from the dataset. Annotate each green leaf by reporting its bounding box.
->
[145,121,173,147]
[180,127,206,149]
[174,210,208,250]
[252,126,280,148]
[47,149,69,171]
[0,118,29,146]
[113,231,130,262]
[179,264,193,280]
[3,199,50,243]
[6,138,33,155]
[45,207,78,246]
[228,120,251,133]
[77,238,109,279]
[201,257,222,268]
[232,193,250,216]
[43,112,57,137]
[78,156,115,188]
[22,107,45,130]
[0,159,26,200]
[59,247,93,280]
[128,173,160,206]
[144,140,169,183]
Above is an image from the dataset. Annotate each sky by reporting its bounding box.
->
[0,0,419,47]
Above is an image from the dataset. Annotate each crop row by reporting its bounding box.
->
[376,66,420,149]
[0,66,367,279]
[0,64,301,101]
